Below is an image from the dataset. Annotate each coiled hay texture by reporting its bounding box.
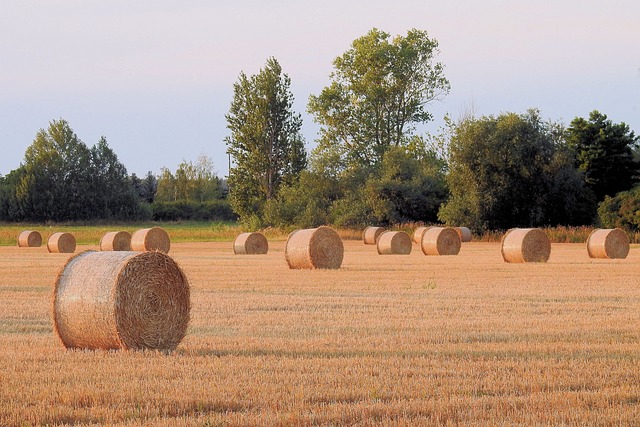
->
[376,231,412,255]
[52,251,190,351]
[100,231,132,251]
[131,227,170,253]
[412,226,431,244]
[18,230,42,247]
[455,227,472,243]
[501,228,550,263]
[47,232,76,254]
[285,226,344,269]
[421,227,461,256]
[234,232,268,254]
[362,226,385,245]
[586,228,630,259]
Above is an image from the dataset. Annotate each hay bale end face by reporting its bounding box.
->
[131,227,170,253]
[362,226,385,245]
[18,230,42,247]
[501,228,550,263]
[100,231,132,251]
[377,231,412,255]
[234,232,268,254]
[412,226,431,244]
[421,227,461,256]
[52,251,190,351]
[285,226,344,269]
[47,232,76,254]
[455,227,472,243]
[586,228,630,259]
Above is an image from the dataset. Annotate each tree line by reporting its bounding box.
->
[1,27,639,230]
[226,28,640,232]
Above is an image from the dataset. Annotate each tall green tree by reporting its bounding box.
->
[439,110,593,231]
[225,57,307,226]
[308,28,450,171]
[566,110,639,201]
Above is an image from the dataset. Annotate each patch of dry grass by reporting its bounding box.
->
[1,241,639,425]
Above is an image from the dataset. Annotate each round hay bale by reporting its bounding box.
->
[285,226,344,269]
[17,230,42,247]
[455,227,472,243]
[586,228,629,259]
[47,232,76,254]
[52,250,190,351]
[362,226,385,245]
[234,232,268,254]
[131,227,170,253]
[501,228,550,263]
[412,226,431,244]
[100,231,132,251]
[376,231,412,255]
[421,227,461,256]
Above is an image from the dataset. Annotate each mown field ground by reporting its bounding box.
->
[1,235,639,426]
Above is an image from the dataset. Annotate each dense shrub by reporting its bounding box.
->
[151,200,237,222]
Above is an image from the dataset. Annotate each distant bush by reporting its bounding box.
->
[598,186,640,232]
[151,200,237,222]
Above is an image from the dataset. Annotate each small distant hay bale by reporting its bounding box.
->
[17,230,42,247]
[52,250,190,351]
[285,226,344,269]
[586,228,629,259]
[421,227,461,256]
[501,228,550,263]
[412,226,431,244]
[100,231,132,251]
[234,232,268,254]
[362,226,385,245]
[455,227,472,243]
[47,232,76,254]
[131,227,170,253]
[376,231,412,255]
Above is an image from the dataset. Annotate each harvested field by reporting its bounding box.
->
[1,241,640,425]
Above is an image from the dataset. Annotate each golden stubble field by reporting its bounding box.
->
[1,240,639,426]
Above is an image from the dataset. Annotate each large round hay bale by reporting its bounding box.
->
[47,232,76,254]
[52,251,190,351]
[421,227,461,256]
[100,231,132,251]
[234,232,268,254]
[17,230,42,247]
[412,226,432,244]
[362,226,385,245]
[285,226,344,269]
[455,227,472,243]
[586,228,629,259]
[501,228,550,263]
[376,231,412,255]
[131,227,170,253]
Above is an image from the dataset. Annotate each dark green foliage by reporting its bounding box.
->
[439,110,593,231]
[598,186,640,231]
[0,120,143,222]
[151,200,236,222]
[225,57,307,226]
[566,110,640,201]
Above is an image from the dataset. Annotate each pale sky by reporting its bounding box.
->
[1,1,639,177]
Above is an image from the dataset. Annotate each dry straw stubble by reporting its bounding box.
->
[586,228,630,259]
[17,230,42,247]
[100,231,132,251]
[52,250,190,351]
[47,232,76,254]
[131,227,170,253]
[234,232,269,254]
[501,228,551,263]
[377,231,412,255]
[285,226,344,269]
[421,227,461,256]
[362,226,385,245]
